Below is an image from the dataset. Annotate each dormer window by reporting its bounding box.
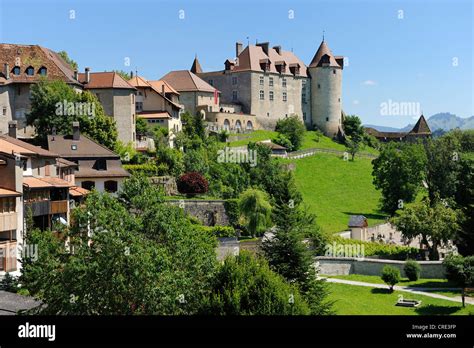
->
[259,58,270,72]
[26,66,34,76]
[12,66,20,75]
[38,67,47,76]
[289,63,300,76]
[275,61,286,74]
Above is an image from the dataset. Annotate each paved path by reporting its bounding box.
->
[319,277,474,305]
[0,290,41,315]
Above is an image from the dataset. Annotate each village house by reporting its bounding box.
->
[365,115,431,142]
[45,122,130,194]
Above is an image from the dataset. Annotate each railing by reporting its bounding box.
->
[50,200,68,214]
[0,240,17,272]
[24,200,50,217]
[287,147,378,159]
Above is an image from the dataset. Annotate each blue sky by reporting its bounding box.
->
[0,0,472,127]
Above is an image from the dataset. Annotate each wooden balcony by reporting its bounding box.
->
[0,212,18,232]
[0,240,17,272]
[24,201,50,217]
[50,200,68,214]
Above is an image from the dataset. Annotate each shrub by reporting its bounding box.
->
[443,254,474,287]
[201,252,310,315]
[224,199,241,229]
[123,163,159,176]
[177,172,209,197]
[404,259,421,281]
[0,273,19,293]
[275,115,306,151]
[273,133,293,151]
[381,266,401,292]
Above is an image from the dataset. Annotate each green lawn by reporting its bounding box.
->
[327,282,474,315]
[325,274,462,297]
[291,153,387,233]
[228,130,277,147]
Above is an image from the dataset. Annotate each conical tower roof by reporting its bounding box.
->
[190,55,203,74]
[409,115,431,134]
[309,40,340,68]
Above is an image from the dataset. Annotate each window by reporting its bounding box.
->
[20,159,27,171]
[259,90,264,100]
[338,98,341,102]
[25,66,34,76]
[282,92,287,102]
[136,102,143,112]
[318,84,321,89]
[12,66,20,75]
[282,78,287,87]
[82,181,95,191]
[0,197,15,213]
[303,112,306,121]
[94,159,107,171]
[232,76,237,85]
[259,76,264,86]
[326,117,329,122]
[302,94,306,103]
[269,91,274,101]
[104,180,118,193]
[38,67,47,76]
[232,90,238,101]
[269,77,273,87]
[208,80,213,86]
[2,107,6,116]
[333,69,336,74]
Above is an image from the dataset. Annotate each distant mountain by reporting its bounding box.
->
[365,113,474,132]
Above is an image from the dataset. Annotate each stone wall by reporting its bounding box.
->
[166,199,229,226]
[315,257,445,279]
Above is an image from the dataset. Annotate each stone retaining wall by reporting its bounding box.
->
[315,257,445,279]
[166,200,229,226]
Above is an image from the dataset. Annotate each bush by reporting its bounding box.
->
[177,172,209,197]
[199,225,236,238]
[0,273,19,293]
[275,115,306,151]
[404,259,421,281]
[201,252,310,315]
[443,254,474,287]
[273,133,293,150]
[381,266,401,292]
[224,199,241,229]
[123,163,159,176]
[327,236,420,260]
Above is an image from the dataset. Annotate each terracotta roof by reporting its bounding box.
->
[161,70,217,93]
[128,76,182,110]
[78,72,136,90]
[0,44,81,86]
[409,115,431,135]
[147,80,180,95]
[0,187,21,197]
[69,186,89,197]
[309,40,342,68]
[23,176,74,188]
[47,134,119,158]
[137,111,172,119]
[0,135,58,157]
[190,56,203,74]
[128,75,151,88]
[74,159,130,178]
[39,177,74,187]
[228,44,308,76]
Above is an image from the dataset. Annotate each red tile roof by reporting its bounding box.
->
[0,187,21,197]
[78,72,136,90]
[309,40,342,68]
[161,70,217,93]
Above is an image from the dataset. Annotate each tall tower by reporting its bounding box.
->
[308,39,343,137]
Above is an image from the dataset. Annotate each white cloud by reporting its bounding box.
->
[353,100,360,105]
[362,80,377,86]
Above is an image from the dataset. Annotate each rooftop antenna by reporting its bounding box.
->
[322,30,325,42]
[246,36,249,46]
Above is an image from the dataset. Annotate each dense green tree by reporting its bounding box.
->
[58,50,78,71]
[238,188,272,237]
[345,135,362,161]
[135,117,149,136]
[372,142,427,214]
[391,198,459,260]
[272,133,293,150]
[381,266,400,292]
[343,115,364,142]
[454,158,474,256]
[202,252,310,315]
[275,115,306,151]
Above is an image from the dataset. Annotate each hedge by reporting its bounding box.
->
[123,163,165,176]
[328,236,420,260]
[198,225,236,238]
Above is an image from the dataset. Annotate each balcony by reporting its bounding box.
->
[50,200,68,214]
[24,200,50,217]
[0,240,17,272]
[0,212,18,232]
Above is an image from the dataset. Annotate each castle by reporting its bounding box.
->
[194,39,344,137]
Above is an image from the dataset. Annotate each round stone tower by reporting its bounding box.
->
[308,40,343,137]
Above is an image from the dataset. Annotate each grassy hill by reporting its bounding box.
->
[288,152,387,234]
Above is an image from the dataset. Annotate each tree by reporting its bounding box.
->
[275,115,306,151]
[113,70,132,80]
[381,266,400,292]
[404,260,421,281]
[343,115,364,142]
[57,50,78,71]
[391,198,459,260]
[177,172,209,197]
[272,133,292,150]
[27,80,118,149]
[135,118,149,136]
[454,158,474,256]
[345,135,361,161]
[238,189,272,237]
[372,142,427,214]
[202,252,310,315]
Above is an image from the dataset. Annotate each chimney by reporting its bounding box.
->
[130,71,134,78]
[72,121,80,141]
[85,67,90,84]
[256,42,269,56]
[74,69,78,81]
[236,42,243,57]
[162,84,165,96]
[4,63,10,80]
[273,46,282,55]
[8,120,17,138]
